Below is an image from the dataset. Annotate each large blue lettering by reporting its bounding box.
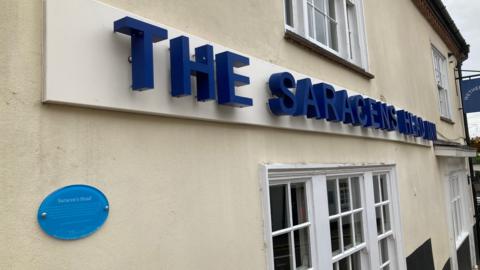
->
[268,72,297,115]
[114,16,168,90]
[216,52,252,107]
[349,95,367,126]
[170,36,215,101]
[294,79,321,118]
[313,83,340,121]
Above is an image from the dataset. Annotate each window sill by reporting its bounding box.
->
[284,30,375,80]
[440,116,455,125]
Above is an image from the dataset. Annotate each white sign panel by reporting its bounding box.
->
[44,0,431,145]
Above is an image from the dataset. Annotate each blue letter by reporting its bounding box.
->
[313,83,340,121]
[387,105,398,131]
[335,90,354,124]
[170,36,215,101]
[417,117,425,138]
[268,72,297,115]
[411,115,419,137]
[114,17,168,90]
[350,95,367,126]
[378,103,391,130]
[397,110,412,135]
[216,52,252,107]
[294,79,321,118]
[362,98,381,128]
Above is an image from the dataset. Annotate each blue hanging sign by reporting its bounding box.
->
[461,78,480,113]
[37,185,109,240]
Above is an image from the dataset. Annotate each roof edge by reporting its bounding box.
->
[412,0,470,62]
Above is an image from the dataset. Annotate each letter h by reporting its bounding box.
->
[170,36,215,101]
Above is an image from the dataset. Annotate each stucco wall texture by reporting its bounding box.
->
[0,0,467,269]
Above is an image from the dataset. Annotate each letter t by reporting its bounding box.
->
[114,17,168,90]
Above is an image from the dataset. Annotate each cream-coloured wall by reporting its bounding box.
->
[0,0,468,269]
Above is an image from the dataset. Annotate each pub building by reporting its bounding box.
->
[1,0,477,270]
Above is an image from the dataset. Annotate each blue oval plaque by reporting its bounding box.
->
[37,185,109,240]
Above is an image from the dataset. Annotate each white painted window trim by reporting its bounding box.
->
[442,169,476,270]
[431,45,452,119]
[282,0,369,70]
[260,163,407,270]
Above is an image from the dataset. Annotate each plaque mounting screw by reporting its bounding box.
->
[41,212,47,219]
[104,205,109,211]
[128,56,132,63]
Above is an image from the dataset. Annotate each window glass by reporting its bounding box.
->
[294,228,312,268]
[354,212,364,244]
[267,170,399,270]
[269,181,312,270]
[450,176,466,243]
[339,178,351,212]
[374,174,394,270]
[273,233,291,270]
[351,177,361,209]
[270,185,289,231]
[383,205,391,232]
[380,175,388,201]
[376,206,383,234]
[342,215,353,249]
[328,176,365,269]
[330,218,341,255]
[373,175,380,203]
[283,0,367,67]
[432,47,451,118]
[379,238,389,264]
[291,183,308,226]
[328,180,339,215]
[284,0,294,27]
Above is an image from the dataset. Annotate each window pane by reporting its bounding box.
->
[379,238,389,263]
[273,233,292,270]
[380,175,388,201]
[376,206,383,235]
[307,4,314,39]
[327,0,338,50]
[314,11,327,44]
[327,179,339,215]
[455,201,463,235]
[342,215,353,250]
[373,176,380,203]
[329,20,338,50]
[383,205,391,232]
[354,212,364,244]
[330,218,341,255]
[314,0,324,10]
[351,252,362,270]
[339,257,349,270]
[351,177,361,209]
[339,178,351,212]
[284,0,294,27]
[294,228,312,269]
[291,183,308,225]
[328,0,336,18]
[270,185,289,231]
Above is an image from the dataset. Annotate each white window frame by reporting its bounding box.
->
[431,46,452,119]
[444,171,473,270]
[261,164,407,270]
[282,0,369,70]
[268,178,317,269]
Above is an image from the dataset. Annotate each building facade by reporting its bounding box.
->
[0,0,476,270]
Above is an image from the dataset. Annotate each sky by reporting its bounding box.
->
[443,0,480,137]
